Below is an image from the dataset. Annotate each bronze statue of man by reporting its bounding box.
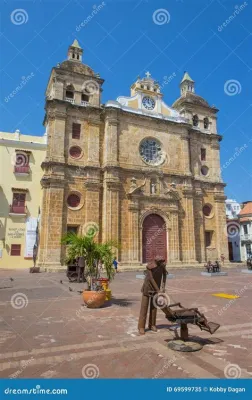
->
[138,256,167,335]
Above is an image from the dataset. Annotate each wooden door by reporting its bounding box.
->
[142,214,167,263]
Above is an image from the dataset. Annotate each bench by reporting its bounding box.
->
[205,260,221,273]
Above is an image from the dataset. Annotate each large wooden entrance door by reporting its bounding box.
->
[142,214,167,263]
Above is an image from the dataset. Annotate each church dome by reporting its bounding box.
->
[172,91,212,109]
[173,71,218,111]
[59,60,95,77]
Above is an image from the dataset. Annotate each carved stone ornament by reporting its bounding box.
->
[128,177,146,195]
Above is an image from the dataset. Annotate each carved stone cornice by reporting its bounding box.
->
[128,199,140,212]
[40,176,65,189]
[84,179,101,190]
[194,189,204,198]
[106,181,121,191]
[214,193,227,202]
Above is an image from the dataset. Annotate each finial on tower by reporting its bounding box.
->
[68,39,83,62]
[180,71,195,96]
[145,71,151,79]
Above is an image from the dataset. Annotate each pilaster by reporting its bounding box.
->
[193,188,206,262]
[128,196,140,264]
[181,186,197,262]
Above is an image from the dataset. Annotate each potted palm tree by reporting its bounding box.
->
[61,233,117,308]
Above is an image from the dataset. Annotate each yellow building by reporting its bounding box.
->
[0,130,47,269]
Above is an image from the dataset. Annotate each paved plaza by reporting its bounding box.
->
[0,267,252,379]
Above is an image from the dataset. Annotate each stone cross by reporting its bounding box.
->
[145,71,151,78]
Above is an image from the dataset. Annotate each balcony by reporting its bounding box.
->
[9,205,27,217]
[240,233,252,243]
[66,97,75,104]
[81,101,90,107]
[14,165,30,175]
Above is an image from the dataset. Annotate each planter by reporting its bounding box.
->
[82,290,106,308]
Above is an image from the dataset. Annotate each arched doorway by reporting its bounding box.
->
[142,214,167,263]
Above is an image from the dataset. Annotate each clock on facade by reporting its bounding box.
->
[142,96,155,110]
[139,138,165,166]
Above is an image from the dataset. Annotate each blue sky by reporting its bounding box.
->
[0,0,251,202]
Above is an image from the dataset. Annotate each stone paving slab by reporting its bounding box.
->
[0,268,252,378]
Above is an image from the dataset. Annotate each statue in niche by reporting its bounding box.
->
[150,179,157,195]
[130,177,137,191]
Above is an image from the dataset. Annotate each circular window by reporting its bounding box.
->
[139,138,165,166]
[69,146,82,159]
[203,204,212,217]
[67,194,80,208]
[201,166,209,176]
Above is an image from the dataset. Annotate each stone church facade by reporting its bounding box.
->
[38,40,228,270]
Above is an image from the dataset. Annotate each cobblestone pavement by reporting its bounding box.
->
[0,266,252,378]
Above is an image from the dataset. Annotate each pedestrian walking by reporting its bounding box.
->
[113,258,119,273]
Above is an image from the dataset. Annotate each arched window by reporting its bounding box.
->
[192,114,199,127]
[204,117,209,129]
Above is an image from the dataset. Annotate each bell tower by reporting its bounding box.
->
[67,39,83,62]
[180,71,195,96]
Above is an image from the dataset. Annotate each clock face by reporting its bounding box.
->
[139,138,164,166]
[142,96,155,110]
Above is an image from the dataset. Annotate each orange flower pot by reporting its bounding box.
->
[82,290,106,308]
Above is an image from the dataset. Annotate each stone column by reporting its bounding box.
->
[211,140,222,183]
[128,196,140,264]
[104,112,118,166]
[169,210,180,263]
[102,170,120,258]
[181,187,197,263]
[37,173,65,271]
[214,191,229,260]
[193,188,206,263]
[44,107,66,164]
[181,135,192,175]
[87,120,101,167]
[84,174,101,240]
